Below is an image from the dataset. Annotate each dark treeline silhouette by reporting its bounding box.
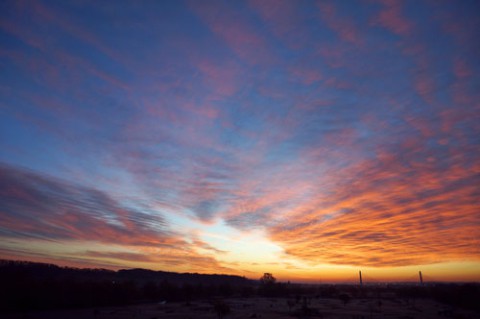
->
[1,260,479,314]
[0,259,251,312]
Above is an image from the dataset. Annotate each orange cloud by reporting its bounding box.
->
[267,140,480,267]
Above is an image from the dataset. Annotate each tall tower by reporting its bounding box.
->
[419,271,423,286]
[359,270,363,286]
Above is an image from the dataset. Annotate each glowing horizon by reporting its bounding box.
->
[0,0,479,283]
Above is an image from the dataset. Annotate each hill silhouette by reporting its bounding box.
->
[0,259,252,312]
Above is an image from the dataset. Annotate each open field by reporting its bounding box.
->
[2,296,478,319]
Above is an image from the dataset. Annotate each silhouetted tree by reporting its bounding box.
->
[258,273,289,297]
[259,273,276,285]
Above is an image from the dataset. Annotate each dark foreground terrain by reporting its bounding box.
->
[2,296,479,319]
[1,260,479,318]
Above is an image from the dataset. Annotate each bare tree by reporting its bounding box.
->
[259,273,276,285]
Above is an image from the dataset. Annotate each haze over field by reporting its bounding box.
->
[0,0,479,282]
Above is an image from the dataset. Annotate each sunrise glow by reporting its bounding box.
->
[0,0,479,283]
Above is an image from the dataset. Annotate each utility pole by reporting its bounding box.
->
[419,271,423,286]
[359,270,363,286]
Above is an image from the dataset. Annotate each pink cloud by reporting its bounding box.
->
[0,18,46,50]
[453,58,472,79]
[414,72,435,104]
[189,0,274,65]
[248,0,311,49]
[448,76,479,118]
[317,44,349,68]
[404,114,434,138]
[289,65,323,85]
[317,1,363,45]
[324,76,352,89]
[402,44,438,106]
[1,7,130,95]
[196,58,243,97]
[371,0,413,36]
[29,0,127,66]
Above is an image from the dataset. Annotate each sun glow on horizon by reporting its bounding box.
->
[0,0,479,282]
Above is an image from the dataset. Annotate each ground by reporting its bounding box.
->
[2,296,477,319]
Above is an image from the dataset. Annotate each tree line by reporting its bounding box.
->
[0,259,251,312]
[1,260,479,313]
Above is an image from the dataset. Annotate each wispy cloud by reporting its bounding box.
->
[0,164,236,273]
[371,0,413,36]
[0,163,169,245]
[189,0,273,65]
[317,1,363,45]
[1,0,479,278]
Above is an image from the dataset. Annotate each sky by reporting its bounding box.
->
[0,0,479,283]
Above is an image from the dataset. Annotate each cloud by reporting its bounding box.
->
[0,163,241,273]
[195,57,245,98]
[288,63,323,85]
[453,58,472,79]
[0,1,130,91]
[27,0,128,66]
[266,135,480,267]
[248,0,313,50]
[191,237,227,255]
[371,0,413,36]
[1,0,479,276]
[188,0,273,65]
[85,250,156,263]
[317,1,362,45]
[0,163,171,246]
